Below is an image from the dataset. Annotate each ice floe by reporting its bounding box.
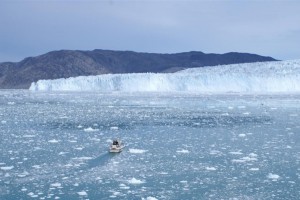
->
[0,166,14,171]
[77,191,88,196]
[129,149,148,154]
[83,127,99,132]
[176,149,190,154]
[128,178,145,184]
[267,173,280,181]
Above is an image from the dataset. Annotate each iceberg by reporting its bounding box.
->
[29,60,300,93]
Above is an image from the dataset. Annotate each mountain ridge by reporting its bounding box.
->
[0,49,277,89]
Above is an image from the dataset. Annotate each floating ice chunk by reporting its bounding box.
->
[1,120,7,124]
[72,157,93,160]
[249,168,260,171]
[106,139,113,143]
[51,183,62,187]
[7,102,15,105]
[145,197,158,200]
[210,150,222,155]
[129,149,147,154]
[48,139,59,143]
[1,166,14,171]
[128,178,144,184]
[64,164,73,168]
[77,191,88,196]
[249,153,258,157]
[112,191,121,196]
[176,149,190,154]
[84,127,99,132]
[23,135,36,138]
[159,172,168,175]
[229,151,243,155]
[27,192,34,196]
[110,126,119,130]
[232,156,257,163]
[267,173,280,181]
[119,183,130,190]
[242,156,257,161]
[206,167,217,171]
[58,152,68,155]
[238,134,246,137]
[18,171,29,177]
[180,180,188,184]
[90,138,100,142]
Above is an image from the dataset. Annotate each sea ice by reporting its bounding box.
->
[84,127,99,132]
[144,197,158,200]
[267,173,280,181]
[50,183,62,187]
[110,126,119,130]
[206,167,217,171]
[176,149,190,154]
[0,166,14,171]
[129,149,147,154]
[77,191,88,196]
[128,178,144,184]
[249,168,260,171]
[48,139,59,143]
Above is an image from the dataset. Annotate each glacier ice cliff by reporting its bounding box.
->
[29,60,300,93]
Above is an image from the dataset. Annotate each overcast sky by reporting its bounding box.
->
[1,0,300,62]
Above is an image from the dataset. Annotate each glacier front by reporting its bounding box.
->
[29,60,300,93]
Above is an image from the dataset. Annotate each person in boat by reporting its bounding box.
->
[113,140,119,145]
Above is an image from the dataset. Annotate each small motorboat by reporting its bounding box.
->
[109,139,124,153]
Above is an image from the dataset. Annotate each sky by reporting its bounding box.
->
[0,0,300,62]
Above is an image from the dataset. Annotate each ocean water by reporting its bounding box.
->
[0,90,300,199]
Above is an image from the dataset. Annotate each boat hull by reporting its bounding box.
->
[109,148,123,153]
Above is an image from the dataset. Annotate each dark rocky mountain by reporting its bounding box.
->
[0,49,277,89]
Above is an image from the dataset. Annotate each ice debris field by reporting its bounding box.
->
[1,90,300,199]
[1,60,300,199]
[30,60,300,93]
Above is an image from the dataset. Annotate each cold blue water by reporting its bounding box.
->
[0,90,300,200]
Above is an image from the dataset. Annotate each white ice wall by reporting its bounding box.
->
[29,60,300,93]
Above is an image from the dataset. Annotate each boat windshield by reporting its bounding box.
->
[113,140,119,145]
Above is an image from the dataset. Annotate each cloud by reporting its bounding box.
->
[0,0,300,61]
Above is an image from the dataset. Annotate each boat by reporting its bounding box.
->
[109,139,124,153]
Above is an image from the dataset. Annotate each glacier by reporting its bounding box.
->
[29,60,300,93]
